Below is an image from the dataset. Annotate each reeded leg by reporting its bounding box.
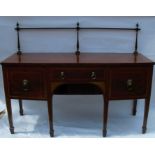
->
[19,99,24,116]
[142,97,150,134]
[132,99,137,116]
[103,96,109,137]
[5,98,14,134]
[47,94,54,137]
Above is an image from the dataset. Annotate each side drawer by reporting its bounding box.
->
[109,67,149,99]
[7,67,45,99]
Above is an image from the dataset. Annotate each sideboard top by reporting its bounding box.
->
[1,53,154,65]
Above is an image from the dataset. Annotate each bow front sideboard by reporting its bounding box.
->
[1,23,154,137]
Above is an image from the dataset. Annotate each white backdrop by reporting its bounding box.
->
[0,16,155,137]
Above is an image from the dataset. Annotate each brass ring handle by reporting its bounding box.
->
[22,79,30,91]
[91,72,96,80]
[60,72,65,80]
[126,79,134,92]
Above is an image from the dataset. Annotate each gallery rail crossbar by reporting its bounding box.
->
[15,22,140,55]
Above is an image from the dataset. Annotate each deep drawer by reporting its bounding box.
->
[7,68,45,99]
[109,67,149,99]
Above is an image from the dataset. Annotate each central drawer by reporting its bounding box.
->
[50,68,105,82]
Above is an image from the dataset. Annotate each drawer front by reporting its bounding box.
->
[8,69,45,99]
[109,68,149,99]
[50,68,104,82]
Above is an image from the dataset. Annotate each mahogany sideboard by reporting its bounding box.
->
[1,52,154,137]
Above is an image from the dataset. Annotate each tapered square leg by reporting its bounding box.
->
[103,129,107,137]
[142,126,147,134]
[132,99,137,116]
[19,99,24,116]
[10,127,14,134]
[5,98,15,134]
[47,94,54,137]
[142,97,150,134]
[103,96,109,137]
[50,129,54,137]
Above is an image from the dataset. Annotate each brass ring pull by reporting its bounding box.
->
[91,72,96,80]
[22,79,30,92]
[126,79,134,92]
[60,72,65,80]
